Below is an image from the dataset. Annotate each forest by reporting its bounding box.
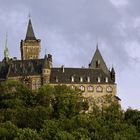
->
[0,81,140,140]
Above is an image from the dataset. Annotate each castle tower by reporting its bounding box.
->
[20,18,41,60]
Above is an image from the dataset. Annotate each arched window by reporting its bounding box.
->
[79,85,85,91]
[96,86,103,92]
[106,86,113,93]
[87,86,94,92]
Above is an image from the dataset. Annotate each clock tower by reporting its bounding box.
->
[20,18,41,60]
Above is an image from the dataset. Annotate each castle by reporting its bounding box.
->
[0,18,119,103]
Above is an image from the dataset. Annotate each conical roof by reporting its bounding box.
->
[25,19,36,40]
[43,54,48,69]
[89,44,109,74]
[111,67,115,74]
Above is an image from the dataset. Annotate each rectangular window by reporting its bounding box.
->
[87,77,90,82]
[98,77,101,83]
[71,76,74,82]
[105,77,108,83]
[80,77,83,82]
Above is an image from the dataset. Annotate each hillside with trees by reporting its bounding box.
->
[0,81,140,140]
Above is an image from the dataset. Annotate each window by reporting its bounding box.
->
[87,86,94,92]
[106,86,113,93]
[96,60,100,68]
[71,85,75,90]
[55,76,58,82]
[96,86,103,92]
[79,85,85,91]
[105,77,108,83]
[36,80,41,89]
[71,76,74,82]
[32,79,41,90]
[80,77,83,82]
[87,77,90,82]
[98,77,101,83]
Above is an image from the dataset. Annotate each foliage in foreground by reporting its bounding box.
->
[0,81,140,140]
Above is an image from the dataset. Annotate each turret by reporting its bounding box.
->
[110,67,115,82]
[47,54,52,68]
[42,54,52,84]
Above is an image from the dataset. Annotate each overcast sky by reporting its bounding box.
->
[0,0,140,110]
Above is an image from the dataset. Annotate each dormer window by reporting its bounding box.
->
[71,76,74,82]
[98,77,101,83]
[96,60,100,68]
[80,77,83,82]
[105,77,108,83]
[87,77,90,82]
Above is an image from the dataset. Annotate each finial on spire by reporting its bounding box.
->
[25,16,36,40]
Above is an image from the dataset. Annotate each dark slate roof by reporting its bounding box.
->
[89,45,110,75]
[8,59,44,77]
[25,19,36,40]
[50,68,114,84]
[0,59,114,84]
[0,59,45,79]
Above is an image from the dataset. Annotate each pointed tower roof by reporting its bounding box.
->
[89,44,109,74]
[43,54,48,69]
[111,66,115,74]
[25,18,36,40]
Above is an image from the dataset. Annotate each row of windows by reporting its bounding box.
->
[55,76,109,83]
[71,85,113,93]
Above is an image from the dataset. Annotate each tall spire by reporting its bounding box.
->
[25,17,36,40]
[4,33,9,58]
